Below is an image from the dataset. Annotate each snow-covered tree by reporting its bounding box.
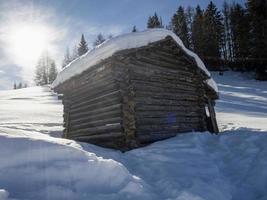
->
[132,26,137,32]
[34,53,57,86]
[203,1,224,60]
[62,47,71,68]
[192,5,205,58]
[48,61,58,84]
[147,13,163,28]
[93,34,105,47]
[18,82,22,89]
[171,6,190,48]
[78,34,89,56]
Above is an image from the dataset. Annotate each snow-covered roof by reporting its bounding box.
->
[52,29,218,93]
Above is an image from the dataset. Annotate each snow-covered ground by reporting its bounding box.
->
[0,72,267,200]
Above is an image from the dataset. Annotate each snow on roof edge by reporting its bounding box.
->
[52,29,217,92]
[206,78,219,93]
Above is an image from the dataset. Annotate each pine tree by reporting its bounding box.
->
[247,0,267,59]
[247,0,267,79]
[18,82,22,89]
[203,1,224,60]
[230,3,250,60]
[48,61,58,84]
[34,53,57,86]
[171,6,190,48]
[71,45,79,61]
[24,83,28,88]
[78,34,89,56]
[186,6,195,49]
[93,33,105,47]
[192,5,205,58]
[147,12,163,28]
[13,83,17,90]
[222,1,234,61]
[35,58,46,86]
[132,25,137,32]
[62,47,71,68]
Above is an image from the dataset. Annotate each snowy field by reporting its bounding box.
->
[0,72,267,200]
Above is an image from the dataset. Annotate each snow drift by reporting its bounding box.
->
[0,72,267,200]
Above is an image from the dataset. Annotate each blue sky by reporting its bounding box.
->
[0,0,245,89]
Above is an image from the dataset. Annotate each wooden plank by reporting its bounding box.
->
[71,109,121,124]
[72,132,123,141]
[130,71,197,85]
[129,60,195,78]
[70,117,121,130]
[135,118,201,127]
[69,123,122,137]
[70,104,122,118]
[134,90,202,101]
[132,79,198,92]
[71,90,121,109]
[207,99,219,134]
[70,84,119,104]
[70,95,120,113]
[135,110,201,118]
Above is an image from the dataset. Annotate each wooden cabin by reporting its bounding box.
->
[52,29,219,150]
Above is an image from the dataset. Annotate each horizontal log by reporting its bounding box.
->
[70,109,121,124]
[135,54,191,71]
[68,79,117,101]
[69,84,119,104]
[71,132,123,141]
[71,90,121,109]
[133,84,202,97]
[68,74,115,97]
[70,117,121,130]
[143,51,194,70]
[129,60,195,78]
[134,91,205,102]
[135,117,201,126]
[135,110,201,118]
[75,65,113,84]
[70,104,122,119]
[135,104,203,111]
[134,97,199,107]
[137,124,201,134]
[130,71,197,86]
[68,123,122,137]
[70,94,120,113]
[132,79,198,92]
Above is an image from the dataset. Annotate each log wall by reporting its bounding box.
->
[57,61,126,149]
[113,37,208,145]
[55,36,215,150]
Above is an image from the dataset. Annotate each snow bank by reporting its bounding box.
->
[1,72,267,200]
[0,134,148,200]
[0,86,63,138]
[52,29,217,93]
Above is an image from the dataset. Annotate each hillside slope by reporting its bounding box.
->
[0,72,267,200]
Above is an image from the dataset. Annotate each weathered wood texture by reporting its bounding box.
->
[54,36,218,150]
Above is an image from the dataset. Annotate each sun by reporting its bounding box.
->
[8,24,51,64]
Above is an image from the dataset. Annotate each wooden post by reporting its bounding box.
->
[207,99,219,134]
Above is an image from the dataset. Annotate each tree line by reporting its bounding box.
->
[144,0,267,80]
[13,82,27,90]
[34,0,266,86]
[33,33,108,86]
[61,33,110,69]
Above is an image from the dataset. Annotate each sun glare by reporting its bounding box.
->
[8,24,51,65]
